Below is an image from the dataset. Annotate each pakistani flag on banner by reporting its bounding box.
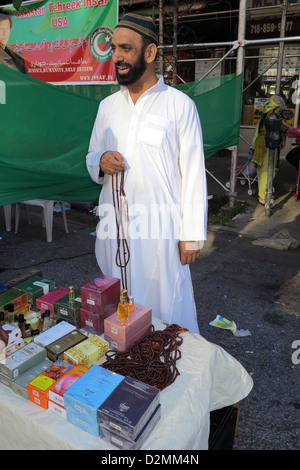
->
[1,0,118,84]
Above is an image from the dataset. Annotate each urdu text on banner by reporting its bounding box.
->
[2,0,118,84]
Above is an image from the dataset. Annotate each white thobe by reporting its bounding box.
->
[86,76,207,334]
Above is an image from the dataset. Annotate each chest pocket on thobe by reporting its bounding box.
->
[139,114,172,148]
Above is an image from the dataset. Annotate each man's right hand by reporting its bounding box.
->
[100,151,126,175]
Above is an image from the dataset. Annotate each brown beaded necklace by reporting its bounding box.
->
[111,170,130,291]
[102,324,188,390]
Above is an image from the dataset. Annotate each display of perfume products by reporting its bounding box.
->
[0,272,161,449]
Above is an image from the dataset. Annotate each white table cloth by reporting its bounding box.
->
[0,319,253,450]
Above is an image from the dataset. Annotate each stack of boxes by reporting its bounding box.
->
[63,365,124,436]
[98,376,161,449]
[48,364,89,418]
[104,303,152,352]
[80,276,120,335]
[27,360,73,409]
[63,335,109,368]
[0,341,46,388]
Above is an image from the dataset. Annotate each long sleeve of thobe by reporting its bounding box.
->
[178,97,207,243]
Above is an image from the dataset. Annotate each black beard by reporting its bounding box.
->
[115,49,147,86]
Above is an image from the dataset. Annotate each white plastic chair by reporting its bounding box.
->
[14,199,69,242]
[3,205,12,232]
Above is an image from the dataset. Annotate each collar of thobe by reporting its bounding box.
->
[120,75,166,104]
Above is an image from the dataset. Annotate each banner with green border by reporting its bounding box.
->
[1,0,118,83]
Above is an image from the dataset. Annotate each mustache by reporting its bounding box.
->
[115,61,130,68]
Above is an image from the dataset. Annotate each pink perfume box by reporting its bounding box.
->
[80,276,120,315]
[104,304,152,342]
[36,288,69,315]
[105,324,152,353]
[80,307,114,335]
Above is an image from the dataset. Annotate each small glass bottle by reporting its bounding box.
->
[117,289,129,324]
[42,310,51,331]
[128,296,134,313]
[18,314,27,338]
[5,304,15,324]
[69,285,75,302]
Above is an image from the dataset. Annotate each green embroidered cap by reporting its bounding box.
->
[115,12,158,45]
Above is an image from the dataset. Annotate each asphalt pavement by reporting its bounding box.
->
[0,152,300,450]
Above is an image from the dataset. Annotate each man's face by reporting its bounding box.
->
[0,19,11,49]
[111,28,147,86]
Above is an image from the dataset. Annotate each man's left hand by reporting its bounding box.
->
[179,241,200,265]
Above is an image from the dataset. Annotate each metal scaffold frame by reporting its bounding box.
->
[158,0,300,208]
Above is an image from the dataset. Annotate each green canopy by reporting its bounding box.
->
[175,73,243,159]
[0,66,242,206]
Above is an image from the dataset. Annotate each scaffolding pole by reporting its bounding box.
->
[158,2,299,210]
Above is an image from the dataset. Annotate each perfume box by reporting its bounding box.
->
[0,282,10,294]
[12,359,52,399]
[64,365,124,437]
[0,343,21,363]
[63,337,103,368]
[1,324,24,349]
[53,290,82,327]
[34,320,76,348]
[48,400,67,419]
[27,360,73,409]
[45,329,87,362]
[0,373,13,389]
[98,376,160,440]
[80,276,120,316]
[100,404,161,450]
[80,307,101,335]
[80,306,116,336]
[36,287,69,315]
[0,342,46,379]
[104,304,152,342]
[48,363,88,408]
[87,335,109,359]
[14,276,56,309]
[0,288,28,314]
[104,304,152,352]
[105,325,152,353]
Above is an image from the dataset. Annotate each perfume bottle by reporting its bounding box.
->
[4,303,15,324]
[14,303,30,317]
[117,289,129,323]
[18,314,28,338]
[42,309,51,331]
[69,285,75,302]
[128,296,134,313]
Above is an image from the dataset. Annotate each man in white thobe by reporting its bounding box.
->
[86,13,207,334]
